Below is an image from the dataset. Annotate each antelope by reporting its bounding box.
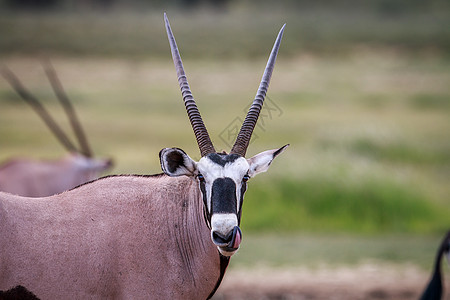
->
[0,62,113,197]
[420,230,450,300]
[0,14,287,299]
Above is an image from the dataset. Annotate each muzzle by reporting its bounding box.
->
[211,226,242,256]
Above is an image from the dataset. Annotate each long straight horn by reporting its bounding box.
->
[43,60,93,157]
[230,24,286,157]
[1,66,78,153]
[164,13,216,157]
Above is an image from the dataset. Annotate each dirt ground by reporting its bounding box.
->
[213,263,450,300]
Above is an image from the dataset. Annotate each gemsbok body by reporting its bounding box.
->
[0,14,287,299]
[0,62,112,197]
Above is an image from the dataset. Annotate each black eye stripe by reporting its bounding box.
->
[237,181,247,225]
[197,173,205,181]
[199,180,211,227]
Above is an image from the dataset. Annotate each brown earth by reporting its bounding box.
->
[213,263,450,300]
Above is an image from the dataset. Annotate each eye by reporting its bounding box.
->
[197,173,205,182]
[242,174,250,182]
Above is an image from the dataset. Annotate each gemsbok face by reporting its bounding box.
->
[160,147,287,256]
[161,14,288,256]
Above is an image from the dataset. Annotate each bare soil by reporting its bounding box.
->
[213,263,450,300]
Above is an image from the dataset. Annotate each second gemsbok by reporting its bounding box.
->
[0,62,113,197]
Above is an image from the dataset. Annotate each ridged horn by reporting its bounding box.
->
[1,65,79,154]
[164,13,216,157]
[230,24,285,157]
[43,60,93,157]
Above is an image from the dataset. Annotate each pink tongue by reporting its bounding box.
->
[232,230,241,249]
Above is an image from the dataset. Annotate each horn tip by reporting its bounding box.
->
[279,24,286,36]
[164,12,173,35]
[164,12,169,25]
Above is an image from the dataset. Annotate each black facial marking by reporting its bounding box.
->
[237,181,247,224]
[211,178,237,214]
[199,180,211,228]
[206,153,241,167]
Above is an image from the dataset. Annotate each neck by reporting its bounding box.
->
[162,176,228,298]
[207,254,230,299]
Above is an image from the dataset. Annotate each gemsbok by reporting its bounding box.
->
[420,230,450,300]
[0,62,113,197]
[0,14,287,299]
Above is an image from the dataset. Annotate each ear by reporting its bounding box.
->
[247,144,289,177]
[159,148,198,177]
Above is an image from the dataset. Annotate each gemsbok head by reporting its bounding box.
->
[161,14,288,257]
[0,14,287,299]
[0,62,113,197]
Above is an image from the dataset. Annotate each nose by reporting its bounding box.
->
[211,226,242,250]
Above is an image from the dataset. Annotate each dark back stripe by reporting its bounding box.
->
[69,173,166,191]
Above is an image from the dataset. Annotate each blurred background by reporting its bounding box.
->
[0,0,449,298]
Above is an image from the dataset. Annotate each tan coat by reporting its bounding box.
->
[0,154,112,197]
[0,175,220,299]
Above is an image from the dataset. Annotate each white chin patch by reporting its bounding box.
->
[210,214,240,257]
[218,247,239,257]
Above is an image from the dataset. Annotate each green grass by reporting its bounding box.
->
[242,177,448,234]
[348,138,450,166]
[409,93,450,110]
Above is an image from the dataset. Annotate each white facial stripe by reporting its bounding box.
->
[198,156,248,180]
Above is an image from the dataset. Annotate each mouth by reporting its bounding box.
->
[211,226,242,256]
